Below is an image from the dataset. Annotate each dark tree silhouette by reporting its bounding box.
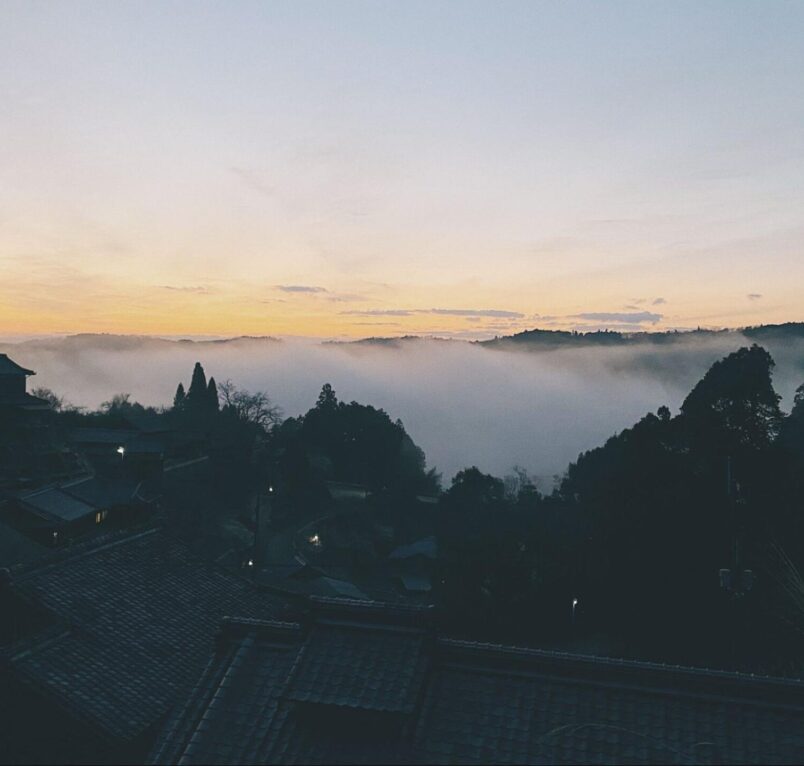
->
[218,379,281,431]
[554,345,803,671]
[186,362,208,411]
[207,377,219,413]
[275,385,439,494]
[445,467,505,508]
[31,386,64,412]
[173,382,186,410]
[100,393,134,413]
[316,383,338,411]
[681,344,783,455]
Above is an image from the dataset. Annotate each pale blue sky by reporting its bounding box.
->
[1,1,803,336]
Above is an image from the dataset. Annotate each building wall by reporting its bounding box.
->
[0,375,26,399]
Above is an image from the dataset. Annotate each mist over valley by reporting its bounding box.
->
[5,326,803,485]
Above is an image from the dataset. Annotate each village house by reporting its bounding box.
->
[3,475,155,546]
[150,598,804,765]
[0,354,49,412]
[0,354,80,490]
[0,526,287,764]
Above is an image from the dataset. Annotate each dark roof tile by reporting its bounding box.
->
[0,353,34,376]
[151,601,804,765]
[7,528,284,742]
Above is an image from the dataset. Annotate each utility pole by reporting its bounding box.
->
[719,457,753,598]
[718,456,754,669]
[251,483,273,571]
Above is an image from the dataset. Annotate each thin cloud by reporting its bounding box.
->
[747,293,763,301]
[573,311,662,325]
[341,308,525,319]
[276,285,328,294]
[341,309,414,317]
[160,285,210,294]
[325,293,366,303]
[428,308,525,319]
[352,321,403,326]
[653,297,667,305]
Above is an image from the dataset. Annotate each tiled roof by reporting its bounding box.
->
[17,487,97,522]
[0,391,49,408]
[389,536,437,560]
[4,528,284,743]
[69,428,139,445]
[122,412,173,434]
[0,353,34,376]
[151,599,804,765]
[68,429,167,455]
[0,518,48,567]
[284,622,427,712]
[61,475,141,508]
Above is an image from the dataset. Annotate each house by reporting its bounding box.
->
[0,354,73,489]
[0,354,48,411]
[151,598,804,765]
[9,486,99,544]
[389,535,437,594]
[4,475,152,545]
[69,427,167,477]
[0,527,286,764]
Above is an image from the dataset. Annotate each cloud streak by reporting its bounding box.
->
[428,308,524,318]
[342,309,414,317]
[572,311,663,325]
[276,285,328,293]
[160,285,210,294]
[341,308,525,319]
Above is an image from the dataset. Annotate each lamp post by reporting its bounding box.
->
[117,445,125,460]
[571,597,579,626]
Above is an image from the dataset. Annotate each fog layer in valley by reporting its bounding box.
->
[4,333,804,486]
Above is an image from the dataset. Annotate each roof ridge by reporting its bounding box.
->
[12,527,160,580]
[310,595,433,611]
[439,637,804,688]
[0,353,35,375]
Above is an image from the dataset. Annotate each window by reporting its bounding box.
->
[95,509,108,524]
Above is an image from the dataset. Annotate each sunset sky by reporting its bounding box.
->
[2,1,803,339]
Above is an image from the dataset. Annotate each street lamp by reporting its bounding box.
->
[117,445,126,460]
[571,597,579,626]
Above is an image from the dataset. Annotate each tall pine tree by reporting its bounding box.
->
[186,362,208,411]
[207,377,219,413]
[173,382,186,410]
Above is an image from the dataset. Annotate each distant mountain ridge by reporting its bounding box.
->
[326,322,804,350]
[480,322,804,350]
[1,324,803,353]
[1,333,281,353]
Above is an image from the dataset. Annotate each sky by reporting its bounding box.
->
[1,0,803,339]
